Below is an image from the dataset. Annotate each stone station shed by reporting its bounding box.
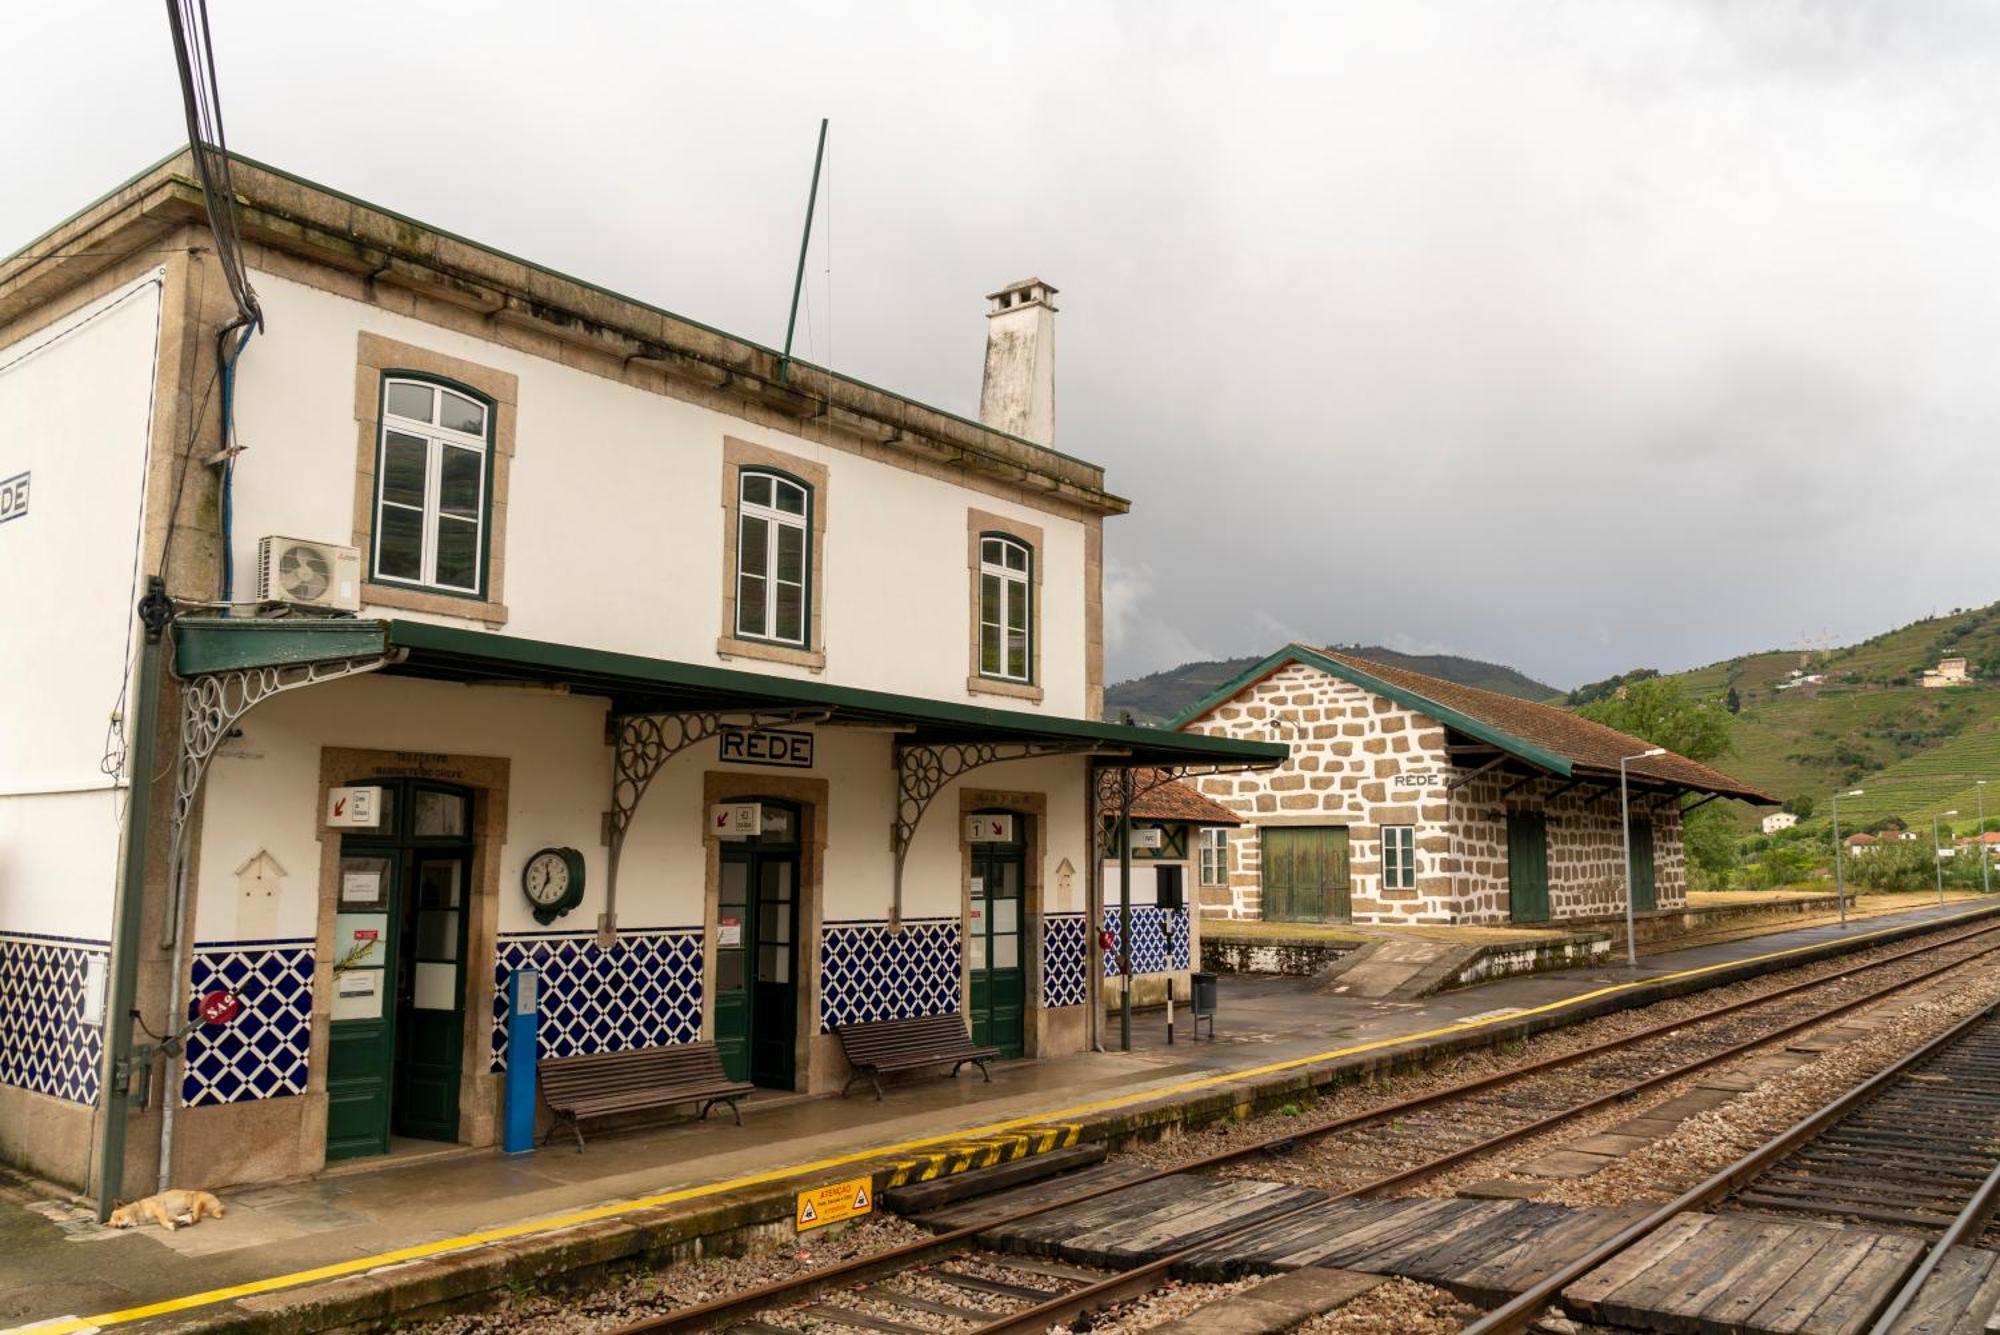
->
[1176,645,1775,926]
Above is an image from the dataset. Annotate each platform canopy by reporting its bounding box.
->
[171,617,1287,771]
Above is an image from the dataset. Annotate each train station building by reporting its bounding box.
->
[1175,645,1775,926]
[0,153,1280,1196]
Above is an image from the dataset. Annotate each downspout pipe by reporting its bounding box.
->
[97,578,172,1222]
[214,318,254,609]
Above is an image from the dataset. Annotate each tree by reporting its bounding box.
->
[1577,677,1734,765]
[1784,794,1816,820]
[1724,686,1742,715]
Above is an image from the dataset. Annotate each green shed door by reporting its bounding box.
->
[1260,826,1351,923]
[1630,819,1657,913]
[1507,811,1551,923]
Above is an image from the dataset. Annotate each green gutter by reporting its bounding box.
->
[170,618,1286,768]
[1167,644,1576,778]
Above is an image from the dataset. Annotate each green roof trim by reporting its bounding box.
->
[172,618,1286,769]
[1167,643,1576,778]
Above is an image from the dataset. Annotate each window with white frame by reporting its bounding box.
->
[1198,827,1229,887]
[373,376,492,595]
[978,534,1033,681]
[1383,824,1417,890]
[735,469,810,645]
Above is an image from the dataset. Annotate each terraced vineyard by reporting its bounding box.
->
[1823,721,2000,827]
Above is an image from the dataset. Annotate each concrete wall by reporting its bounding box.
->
[227,271,1092,715]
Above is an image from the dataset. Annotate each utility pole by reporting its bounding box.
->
[1980,782,1991,897]
[1831,789,1861,928]
[1619,748,1664,967]
[779,118,828,385]
[1933,810,1959,905]
[1118,762,1134,1052]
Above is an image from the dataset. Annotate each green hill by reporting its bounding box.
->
[1653,604,2000,827]
[1104,645,1562,725]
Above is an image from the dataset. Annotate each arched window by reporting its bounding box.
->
[978,534,1033,682]
[372,375,492,595]
[735,469,811,645]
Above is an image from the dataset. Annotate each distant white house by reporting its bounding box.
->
[1922,657,1971,688]
[1762,811,1799,835]
[1774,671,1824,693]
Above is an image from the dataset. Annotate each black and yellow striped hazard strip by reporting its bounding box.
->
[882,1122,1081,1187]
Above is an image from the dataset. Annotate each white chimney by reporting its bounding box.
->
[979,278,1057,446]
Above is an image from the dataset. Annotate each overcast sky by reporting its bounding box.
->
[8,2,1997,690]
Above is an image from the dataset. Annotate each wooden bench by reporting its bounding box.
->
[537,1042,753,1151]
[834,1013,1000,1100]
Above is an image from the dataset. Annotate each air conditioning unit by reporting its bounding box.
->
[256,536,361,613]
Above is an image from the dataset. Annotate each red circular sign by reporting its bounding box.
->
[198,990,241,1027]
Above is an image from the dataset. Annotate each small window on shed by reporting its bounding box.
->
[1382,825,1416,890]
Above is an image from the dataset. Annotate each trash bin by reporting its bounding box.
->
[1190,970,1218,1039]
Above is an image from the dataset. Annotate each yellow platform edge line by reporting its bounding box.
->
[68,904,1993,1331]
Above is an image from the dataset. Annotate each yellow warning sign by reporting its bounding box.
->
[795,1175,873,1231]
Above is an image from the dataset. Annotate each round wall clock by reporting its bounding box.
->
[522,846,586,925]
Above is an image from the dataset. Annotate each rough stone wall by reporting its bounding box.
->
[1446,772,1687,923]
[1183,663,1458,924]
[1185,661,1689,926]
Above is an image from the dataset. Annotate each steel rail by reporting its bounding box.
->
[607,917,2000,1334]
[1867,1158,2000,1334]
[968,935,2000,1335]
[1458,999,2000,1335]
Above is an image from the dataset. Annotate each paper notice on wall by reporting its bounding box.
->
[332,970,383,1022]
[718,916,742,947]
[342,871,383,904]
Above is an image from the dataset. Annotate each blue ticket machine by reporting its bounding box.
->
[503,966,540,1154]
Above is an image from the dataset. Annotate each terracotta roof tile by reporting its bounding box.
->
[1126,769,1243,825]
[1311,646,1778,805]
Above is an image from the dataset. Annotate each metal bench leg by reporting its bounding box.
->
[841,1071,857,1099]
[873,1072,884,1101]
[974,1059,991,1083]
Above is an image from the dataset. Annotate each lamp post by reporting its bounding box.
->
[1621,747,1666,967]
[1831,789,1863,928]
[1979,782,1991,897]
[1933,810,1959,906]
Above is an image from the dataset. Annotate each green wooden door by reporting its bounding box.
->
[326,781,473,1160]
[715,803,801,1090]
[1259,826,1351,923]
[1630,819,1657,913]
[713,854,752,1083]
[1507,811,1551,923]
[327,848,399,1161]
[392,852,468,1141]
[750,849,799,1088]
[969,835,1026,1058]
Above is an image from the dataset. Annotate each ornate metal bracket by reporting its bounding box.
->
[606,709,828,897]
[168,648,403,941]
[891,741,1103,926]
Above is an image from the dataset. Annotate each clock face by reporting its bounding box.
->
[524,852,570,905]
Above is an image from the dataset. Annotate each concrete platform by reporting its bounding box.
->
[2,897,1994,1335]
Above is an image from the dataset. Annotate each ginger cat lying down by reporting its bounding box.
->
[107,1189,225,1231]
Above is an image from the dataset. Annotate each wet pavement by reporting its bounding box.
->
[2,896,1992,1334]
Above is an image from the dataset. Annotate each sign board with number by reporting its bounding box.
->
[966,814,1016,843]
[0,472,27,526]
[718,725,814,769]
[795,1175,873,1231]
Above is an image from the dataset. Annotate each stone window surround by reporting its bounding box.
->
[966,508,1045,703]
[352,333,516,626]
[718,437,828,672]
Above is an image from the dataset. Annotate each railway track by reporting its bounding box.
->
[1465,999,2000,1335]
[602,914,2000,1335]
